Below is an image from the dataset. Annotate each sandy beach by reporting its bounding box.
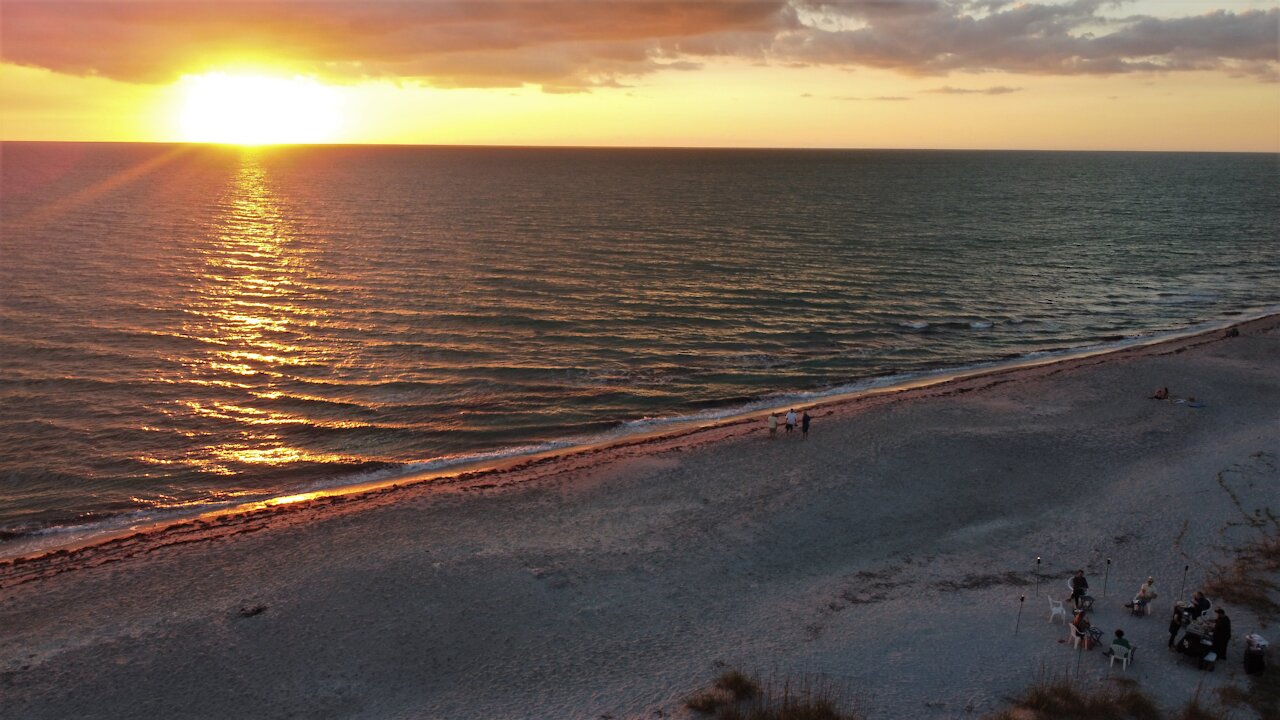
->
[2,314,1277,719]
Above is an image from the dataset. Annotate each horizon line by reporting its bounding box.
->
[2,139,1276,155]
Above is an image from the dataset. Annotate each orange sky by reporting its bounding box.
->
[1,1,1277,151]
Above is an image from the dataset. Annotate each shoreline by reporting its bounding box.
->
[3,309,1277,718]
[2,298,1274,558]
[2,310,1272,575]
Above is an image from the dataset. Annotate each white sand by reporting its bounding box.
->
[2,316,1277,719]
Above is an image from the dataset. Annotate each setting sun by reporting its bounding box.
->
[177,73,342,145]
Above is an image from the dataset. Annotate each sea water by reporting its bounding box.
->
[2,143,1277,549]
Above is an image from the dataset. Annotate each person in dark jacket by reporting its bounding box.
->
[1189,590,1211,619]
[1211,607,1231,659]
[1168,602,1188,648]
[1067,569,1089,610]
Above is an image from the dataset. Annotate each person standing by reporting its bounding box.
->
[1211,607,1232,659]
[767,413,778,438]
[1168,602,1188,648]
[801,410,811,439]
[785,409,796,433]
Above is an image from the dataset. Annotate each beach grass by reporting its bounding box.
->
[686,670,863,720]
[987,674,1159,720]
[1204,517,1280,717]
[984,673,1233,720]
[1202,517,1280,624]
[1214,672,1279,719]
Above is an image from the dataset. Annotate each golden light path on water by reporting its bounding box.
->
[148,153,353,477]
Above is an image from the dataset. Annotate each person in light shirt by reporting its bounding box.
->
[1125,576,1157,613]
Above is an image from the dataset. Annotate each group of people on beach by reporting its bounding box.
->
[1064,570,1233,669]
[1167,592,1233,661]
[766,409,811,439]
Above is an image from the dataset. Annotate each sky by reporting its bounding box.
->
[1,0,1277,151]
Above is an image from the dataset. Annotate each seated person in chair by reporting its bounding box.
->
[1072,610,1103,648]
[1189,591,1211,619]
[1066,569,1090,610]
[1125,576,1157,613]
[1103,629,1132,657]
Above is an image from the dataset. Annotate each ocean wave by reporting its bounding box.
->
[4,145,1278,558]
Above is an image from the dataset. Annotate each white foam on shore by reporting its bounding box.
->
[5,307,1276,560]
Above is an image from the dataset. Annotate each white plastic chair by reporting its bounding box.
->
[1069,624,1087,649]
[1109,644,1133,670]
[1048,596,1068,624]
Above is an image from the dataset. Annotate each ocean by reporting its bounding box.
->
[2,143,1277,552]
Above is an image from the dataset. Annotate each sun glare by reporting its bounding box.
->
[178,72,342,145]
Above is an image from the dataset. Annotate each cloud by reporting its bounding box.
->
[783,1,1279,79]
[834,94,913,101]
[0,1,794,87]
[926,85,1022,94]
[0,1,1275,90]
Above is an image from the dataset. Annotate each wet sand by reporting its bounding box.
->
[2,314,1277,718]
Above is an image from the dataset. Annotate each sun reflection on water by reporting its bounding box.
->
[166,154,350,475]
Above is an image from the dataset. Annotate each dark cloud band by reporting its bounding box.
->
[1,1,1274,88]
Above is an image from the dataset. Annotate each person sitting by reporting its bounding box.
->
[1067,569,1090,610]
[1071,610,1103,648]
[1103,629,1132,657]
[1125,576,1157,614]
[1189,591,1211,619]
[1211,607,1232,659]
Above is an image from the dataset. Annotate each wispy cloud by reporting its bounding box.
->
[926,86,1022,95]
[1,1,1275,90]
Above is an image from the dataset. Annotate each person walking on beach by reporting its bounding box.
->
[767,413,778,438]
[785,409,796,433]
[801,410,811,439]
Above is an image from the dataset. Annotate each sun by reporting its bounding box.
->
[177,72,343,145]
